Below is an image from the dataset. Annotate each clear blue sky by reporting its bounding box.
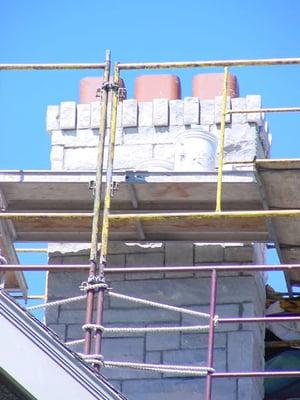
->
[1,0,300,304]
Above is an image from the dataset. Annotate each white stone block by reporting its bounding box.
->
[200,100,215,125]
[50,145,64,170]
[59,101,76,130]
[117,102,123,128]
[90,101,101,129]
[122,99,138,127]
[169,100,184,125]
[138,102,153,126]
[231,97,247,124]
[246,95,263,125]
[214,96,231,124]
[76,103,91,129]
[46,105,60,131]
[184,97,199,125]
[153,99,169,126]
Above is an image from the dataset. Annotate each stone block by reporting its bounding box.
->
[125,252,164,267]
[48,323,66,340]
[101,337,146,379]
[66,323,84,340]
[162,348,226,376]
[181,332,226,349]
[200,99,215,125]
[246,95,263,125]
[153,99,169,126]
[182,303,239,332]
[122,378,237,400]
[60,101,76,130]
[169,100,184,125]
[214,96,231,124]
[76,103,91,129]
[228,331,255,371]
[231,97,247,124]
[138,102,153,126]
[224,244,253,262]
[122,99,138,127]
[146,324,180,351]
[153,144,175,164]
[104,307,180,324]
[194,244,224,263]
[113,144,153,170]
[165,242,193,266]
[183,97,199,125]
[238,378,264,400]
[46,105,60,131]
[145,351,161,364]
[50,145,64,170]
[64,147,97,169]
[90,101,101,128]
[107,254,126,267]
[109,242,164,255]
[59,309,86,324]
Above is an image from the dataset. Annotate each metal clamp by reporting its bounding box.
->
[110,181,119,197]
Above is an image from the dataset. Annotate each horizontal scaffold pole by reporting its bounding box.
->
[0,63,106,70]
[118,57,300,70]
[228,107,300,114]
[1,264,300,272]
[0,209,300,221]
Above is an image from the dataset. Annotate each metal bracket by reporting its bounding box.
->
[96,82,126,101]
[89,180,96,197]
[110,181,119,197]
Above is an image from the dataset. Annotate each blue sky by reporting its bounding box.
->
[1,0,300,304]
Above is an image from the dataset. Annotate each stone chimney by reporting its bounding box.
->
[45,73,269,400]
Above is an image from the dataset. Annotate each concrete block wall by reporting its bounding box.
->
[46,242,266,400]
[46,95,271,171]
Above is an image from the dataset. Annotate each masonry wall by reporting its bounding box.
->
[45,93,269,400]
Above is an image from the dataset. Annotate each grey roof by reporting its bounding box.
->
[0,290,126,400]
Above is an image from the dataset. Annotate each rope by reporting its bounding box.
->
[81,324,210,334]
[26,294,86,310]
[79,355,214,376]
[65,338,85,346]
[80,282,109,292]
[108,291,214,320]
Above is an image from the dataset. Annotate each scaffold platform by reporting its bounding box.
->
[0,159,299,285]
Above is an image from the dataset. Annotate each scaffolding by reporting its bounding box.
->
[1,52,300,399]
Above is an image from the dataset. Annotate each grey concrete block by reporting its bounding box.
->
[182,303,239,332]
[200,99,215,125]
[224,244,253,262]
[165,242,193,266]
[126,252,164,267]
[48,324,66,340]
[107,254,126,267]
[246,95,262,125]
[238,378,264,400]
[122,99,138,127]
[90,101,101,128]
[194,244,224,263]
[138,102,153,126]
[184,97,199,125]
[44,307,60,324]
[169,100,184,125]
[59,309,86,324]
[153,99,169,126]
[231,97,247,124]
[181,332,226,349]
[60,101,76,130]
[228,331,255,371]
[101,337,145,379]
[76,103,91,129]
[214,96,231,124]
[46,105,60,131]
[146,325,180,351]
[145,351,161,364]
[104,308,180,324]
[116,102,123,128]
[125,271,164,280]
[162,348,226,376]
[122,378,237,400]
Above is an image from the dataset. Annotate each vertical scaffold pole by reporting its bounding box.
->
[215,66,229,212]
[94,63,120,361]
[205,269,218,400]
[84,50,111,356]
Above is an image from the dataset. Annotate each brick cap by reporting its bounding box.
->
[135,74,181,102]
[192,73,239,100]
